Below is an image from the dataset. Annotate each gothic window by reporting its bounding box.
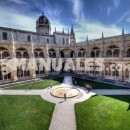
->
[60,51,64,58]
[90,51,95,57]
[90,47,100,57]
[34,49,44,58]
[106,50,112,57]
[16,48,29,58]
[3,32,8,40]
[47,38,49,43]
[27,35,31,42]
[0,47,10,59]
[48,49,56,58]
[70,51,74,58]
[106,45,119,57]
[113,49,119,57]
[2,51,10,59]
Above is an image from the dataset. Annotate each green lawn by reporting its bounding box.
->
[6,77,63,90]
[75,95,130,130]
[0,96,55,130]
[73,77,127,89]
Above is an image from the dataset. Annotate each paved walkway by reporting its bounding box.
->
[1,85,130,130]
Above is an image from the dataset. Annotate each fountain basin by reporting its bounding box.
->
[51,87,80,98]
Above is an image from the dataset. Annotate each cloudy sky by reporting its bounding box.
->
[0,0,130,41]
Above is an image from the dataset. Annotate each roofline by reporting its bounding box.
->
[0,26,54,37]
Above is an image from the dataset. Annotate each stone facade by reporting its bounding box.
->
[0,13,130,83]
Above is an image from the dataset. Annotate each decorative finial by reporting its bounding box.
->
[122,27,124,35]
[102,32,104,38]
[68,29,69,34]
[62,28,64,33]
[86,35,88,42]
[55,27,56,32]
[70,24,74,35]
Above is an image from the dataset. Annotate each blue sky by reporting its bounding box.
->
[0,0,130,41]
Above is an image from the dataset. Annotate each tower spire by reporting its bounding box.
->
[122,27,124,35]
[102,32,104,38]
[70,24,74,35]
[62,28,64,33]
[86,35,88,42]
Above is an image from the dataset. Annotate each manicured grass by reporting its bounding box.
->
[73,77,127,89]
[75,95,130,130]
[0,96,55,130]
[6,77,63,90]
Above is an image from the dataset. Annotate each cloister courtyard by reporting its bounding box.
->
[0,76,130,130]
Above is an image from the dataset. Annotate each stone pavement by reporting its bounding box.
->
[0,85,130,130]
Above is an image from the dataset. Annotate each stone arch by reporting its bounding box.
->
[78,48,86,57]
[70,51,74,58]
[0,47,10,59]
[90,47,100,57]
[60,51,64,58]
[16,48,29,58]
[48,49,56,58]
[34,48,44,58]
[106,45,120,57]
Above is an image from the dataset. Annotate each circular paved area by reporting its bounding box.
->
[1,84,130,130]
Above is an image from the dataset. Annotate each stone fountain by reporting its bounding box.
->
[51,76,79,98]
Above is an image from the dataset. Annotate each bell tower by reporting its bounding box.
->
[36,12,51,35]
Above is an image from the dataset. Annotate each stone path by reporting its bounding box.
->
[1,85,130,130]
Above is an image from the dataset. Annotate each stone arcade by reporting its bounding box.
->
[0,12,130,83]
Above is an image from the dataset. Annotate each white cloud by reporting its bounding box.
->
[0,6,35,31]
[107,7,112,16]
[8,0,26,5]
[0,0,124,43]
[117,11,130,23]
[69,0,122,42]
[69,0,85,23]
[75,21,122,42]
[113,0,120,9]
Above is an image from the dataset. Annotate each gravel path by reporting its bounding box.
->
[1,85,130,130]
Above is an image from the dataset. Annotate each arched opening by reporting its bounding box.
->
[27,35,31,42]
[106,45,119,57]
[36,63,45,76]
[34,49,44,58]
[106,50,112,57]
[60,51,64,58]
[17,66,30,79]
[113,49,119,57]
[0,47,10,59]
[16,48,29,58]
[90,47,100,57]
[90,51,95,57]
[78,49,86,57]
[78,52,82,57]
[96,50,100,57]
[3,32,8,40]
[70,51,74,58]
[48,49,56,58]
[47,38,49,43]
